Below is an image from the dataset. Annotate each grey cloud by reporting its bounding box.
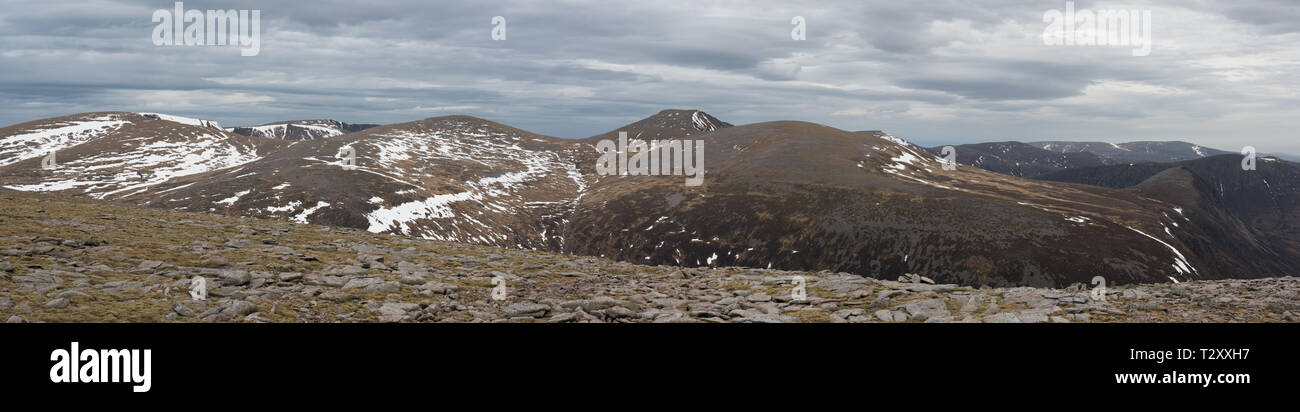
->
[0,0,1297,153]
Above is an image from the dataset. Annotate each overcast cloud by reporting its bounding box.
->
[1,0,1297,153]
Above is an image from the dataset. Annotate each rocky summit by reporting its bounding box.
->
[2,190,1296,323]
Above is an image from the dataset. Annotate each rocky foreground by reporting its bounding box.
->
[1,191,1297,323]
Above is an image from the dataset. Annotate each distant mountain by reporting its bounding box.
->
[0,112,286,199]
[922,141,1111,178]
[2,110,1295,287]
[582,109,731,143]
[227,119,379,140]
[1032,140,1232,163]
[132,115,588,251]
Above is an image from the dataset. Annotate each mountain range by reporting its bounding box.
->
[2,110,1296,287]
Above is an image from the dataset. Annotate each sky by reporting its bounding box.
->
[1,0,1297,153]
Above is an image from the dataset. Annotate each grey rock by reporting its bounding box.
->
[547,312,579,323]
[0,261,13,272]
[226,300,258,317]
[378,302,420,322]
[506,302,550,318]
[732,310,796,323]
[834,308,867,319]
[901,284,957,293]
[44,298,70,308]
[559,297,637,312]
[903,299,950,321]
[6,315,26,323]
[218,270,251,286]
[327,265,367,277]
[1016,311,1050,323]
[368,281,402,292]
[320,290,358,302]
[602,306,635,319]
[172,303,195,317]
[873,309,896,322]
[201,255,229,267]
[341,277,382,290]
[417,281,458,295]
[898,273,935,284]
[983,313,1022,323]
[815,276,872,292]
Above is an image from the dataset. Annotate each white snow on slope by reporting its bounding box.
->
[138,112,221,130]
[215,189,252,205]
[691,110,717,132]
[3,122,263,199]
[355,119,584,245]
[239,123,344,139]
[0,114,129,167]
[878,133,913,147]
[292,201,331,224]
[1125,225,1198,278]
[877,140,955,190]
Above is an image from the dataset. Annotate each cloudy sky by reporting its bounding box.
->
[1,0,1297,152]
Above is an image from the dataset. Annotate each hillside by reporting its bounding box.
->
[2,190,1296,323]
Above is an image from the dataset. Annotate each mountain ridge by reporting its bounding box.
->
[2,110,1296,287]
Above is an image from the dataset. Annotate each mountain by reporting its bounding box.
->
[581,109,731,144]
[1032,140,1232,163]
[126,115,589,251]
[227,119,379,140]
[1125,166,1292,278]
[560,120,1275,287]
[0,112,287,200]
[922,141,1111,178]
[1036,154,1300,275]
[2,110,1294,288]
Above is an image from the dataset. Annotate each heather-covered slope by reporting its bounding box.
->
[2,190,1296,323]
